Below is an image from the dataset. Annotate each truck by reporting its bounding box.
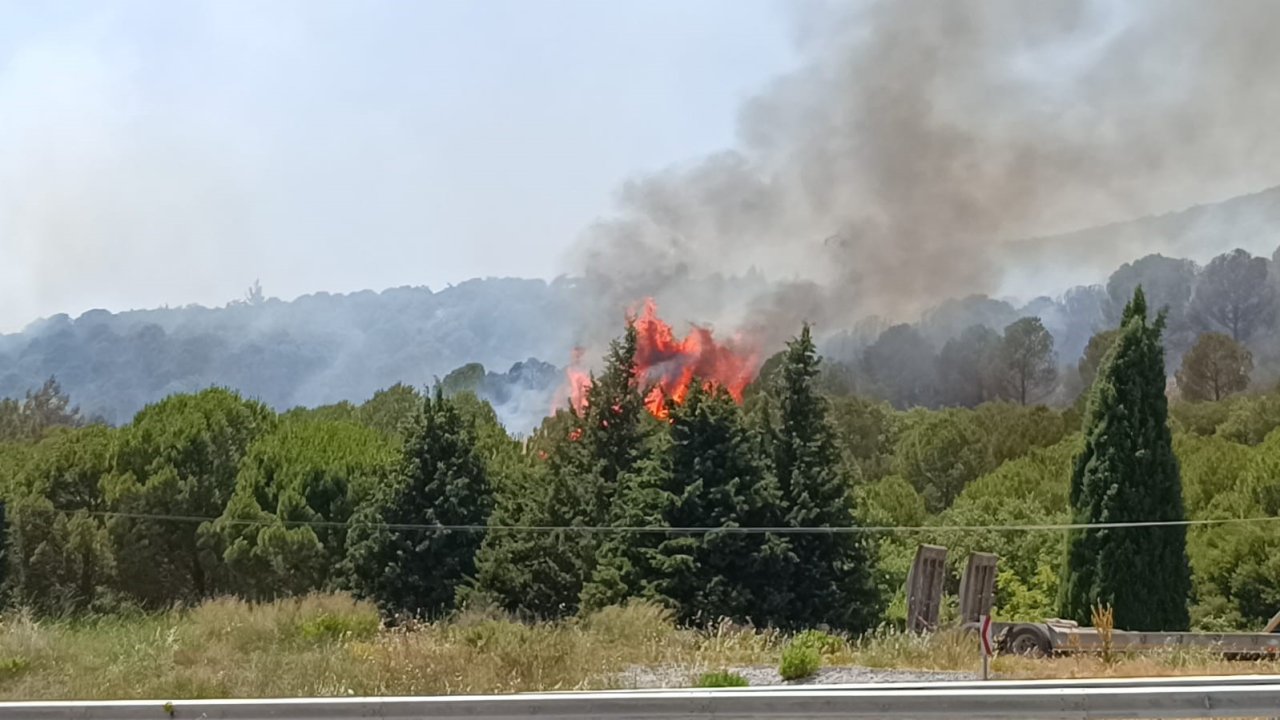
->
[906,544,1280,659]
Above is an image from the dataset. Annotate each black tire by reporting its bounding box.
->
[1003,625,1051,657]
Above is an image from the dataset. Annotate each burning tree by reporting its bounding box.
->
[562,299,760,420]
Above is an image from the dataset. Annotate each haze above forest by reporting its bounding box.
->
[4,182,1280,430]
[9,0,1280,428]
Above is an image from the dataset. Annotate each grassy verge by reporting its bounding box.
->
[0,594,1268,700]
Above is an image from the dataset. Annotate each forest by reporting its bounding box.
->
[5,240,1280,435]
[1,277,1279,634]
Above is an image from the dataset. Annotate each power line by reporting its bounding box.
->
[19,505,1280,535]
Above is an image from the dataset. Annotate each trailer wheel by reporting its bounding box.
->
[1003,625,1051,657]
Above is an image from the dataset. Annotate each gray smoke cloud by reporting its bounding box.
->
[571,0,1280,348]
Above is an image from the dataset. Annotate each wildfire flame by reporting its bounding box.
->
[559,298,760,420]
[562,347,592,416]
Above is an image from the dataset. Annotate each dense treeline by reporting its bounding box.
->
[3,296,1280,632]
[833,247,1280,410]
[6,245,1280,432]
[0,327,882,630]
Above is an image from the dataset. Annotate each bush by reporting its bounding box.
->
[778,642,821,681]
[298,612,379,643]
[452,617,538,652]
[580,601,675,648]
[0,657,30,679]
[791,629,845,656]
[183,594,380,651]
[696,670,749,688]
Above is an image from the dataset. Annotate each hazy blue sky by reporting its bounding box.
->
[0,0,796,332]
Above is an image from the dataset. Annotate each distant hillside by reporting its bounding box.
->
[1005,185,1280,288]
[0,278,582,428]
[8,187,1280,429]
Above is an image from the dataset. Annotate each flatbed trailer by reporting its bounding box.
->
[990,616,1280,659]
[910,545,1280,660]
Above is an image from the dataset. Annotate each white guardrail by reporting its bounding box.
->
[1,676,1279,720]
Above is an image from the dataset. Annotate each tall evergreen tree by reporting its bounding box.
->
[650,383,790,625]
[580,325,659,610]
[345,388,494,618]
[476,326,649,616]
[580,431,669,612]
[580,325,647,524]
[470,410,593,618]
[1060,287,1191,630]
[769,325,881,631]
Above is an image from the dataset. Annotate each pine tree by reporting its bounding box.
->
[107,388,275,606]
[471,410,596,618]
[475,326,650,617]
[580,325,659,610]
[6,426,115,612]
[1175,332,1252,402]
[1060,287,1191,630]
[345,388,493,618]
[650,383,790,625]
[214,419,395,599]
[581,431,669,612]
[581,325,647,524]
[769,325,880,631]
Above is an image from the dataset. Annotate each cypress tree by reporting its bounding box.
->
[769,325,880,632]
[651,383,790,625]
[1059,287,1191,630]
[345,388,493,618]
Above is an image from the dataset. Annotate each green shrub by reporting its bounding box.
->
[791,629,845,655]
[580,601,676,648]
[184,594,380,650]
[298,612,379,643]
[453,618,537,652]
[778,643,821,681]
[0,657,30,679]
[696,670,749,687]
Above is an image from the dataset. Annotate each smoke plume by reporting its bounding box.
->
[571,0,1280,348]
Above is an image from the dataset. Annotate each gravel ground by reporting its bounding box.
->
[615,664,974,688]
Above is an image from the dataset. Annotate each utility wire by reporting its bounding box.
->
[18,505,1280,535]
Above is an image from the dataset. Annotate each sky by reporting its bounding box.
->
[0,0,796,333]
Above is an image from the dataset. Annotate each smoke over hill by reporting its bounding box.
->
[9,1,1280,427]
[571,0,1280,346]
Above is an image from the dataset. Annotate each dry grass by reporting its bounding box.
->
[1093,602,1116,665]
[0,594,1270,701]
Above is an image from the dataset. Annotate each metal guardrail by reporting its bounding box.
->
[2,676,1279,719]
[697,673,1280,692]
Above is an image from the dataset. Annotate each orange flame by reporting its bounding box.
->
[559,298,759,421]
[562,347,591,413]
